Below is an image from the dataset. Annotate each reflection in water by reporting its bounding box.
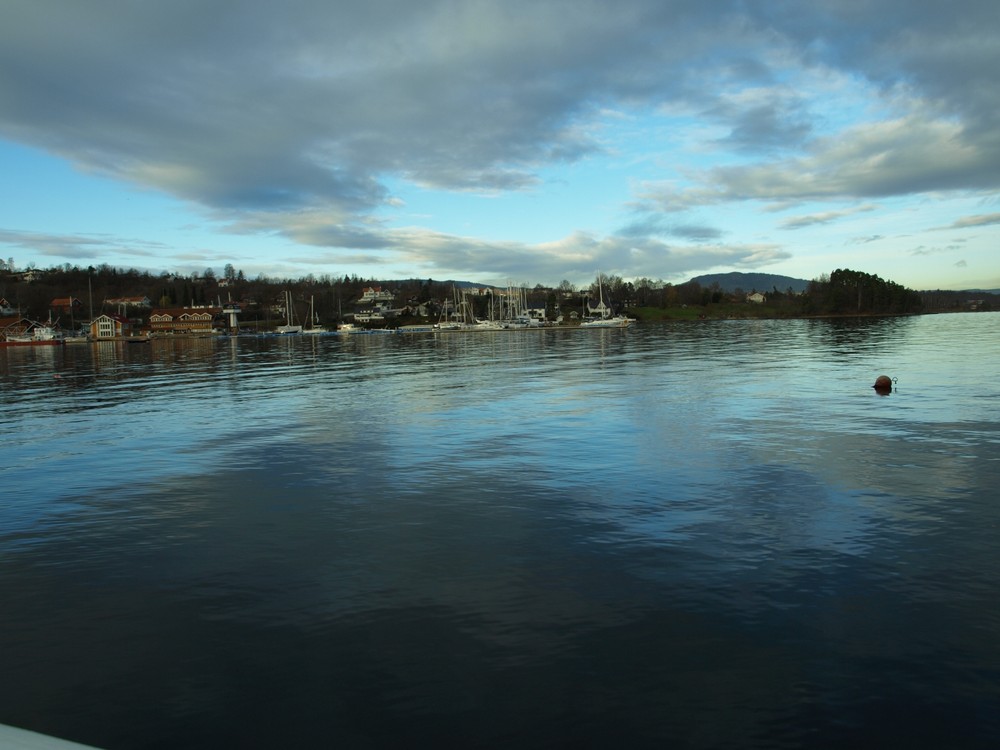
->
[2,314,1000,748]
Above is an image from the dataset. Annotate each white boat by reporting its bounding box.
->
[0,722,98,749]
[337,323,398,335]
[506,314,542,329]
[398,324,436,333]
[2,324,67,346]
[471,320,506,331]
[580,315,633,328]
[301,296,329,334]
[581,273,633,328]
[275,290,302,334]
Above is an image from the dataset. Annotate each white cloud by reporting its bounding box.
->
[780,204,879,230]
[943,213,1000,230]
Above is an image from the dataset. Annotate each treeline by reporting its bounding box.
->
[802,269,925,315]
[2,262,986,325]
[0,263,514,325]
[593,268,927,316]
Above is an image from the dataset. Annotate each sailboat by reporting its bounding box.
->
[275,291,302,334]
[302,296,329,334]
[580,273,634,328]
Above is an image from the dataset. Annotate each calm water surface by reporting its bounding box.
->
[2,313,999,748]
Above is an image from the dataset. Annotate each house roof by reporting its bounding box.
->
[1,316,31,330]
[92,313,130,323]
[150,307,221,317]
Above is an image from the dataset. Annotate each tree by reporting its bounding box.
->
[676,281,702,306]
[545,292,558,320]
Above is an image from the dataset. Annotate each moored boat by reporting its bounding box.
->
[1,325,67,347]
[275,290,302,334]
[302,296,329,334]
[580,272,634,328]
[580,314,634,328]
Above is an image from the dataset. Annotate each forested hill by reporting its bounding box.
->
[689,272,809,293]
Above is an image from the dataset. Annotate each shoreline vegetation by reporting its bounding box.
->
[2,264,996,339]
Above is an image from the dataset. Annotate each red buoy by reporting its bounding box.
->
[873,374,893,392]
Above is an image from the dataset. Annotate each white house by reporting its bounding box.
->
[90,314,131,339]
[587,299,611,317]
[360,287,395,303]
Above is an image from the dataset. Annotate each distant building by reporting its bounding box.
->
[360,287,395,304]
[90,314,132,339]
[149,307,221,334]
[50,297,84,315]
[0,298,17,315]
[746,292,766,304]
[587,299,611,317]
[104,296,152,309]
[1,316,32,339]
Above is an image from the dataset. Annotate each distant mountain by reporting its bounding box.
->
[688,272,810,293]
[383,278,495,290]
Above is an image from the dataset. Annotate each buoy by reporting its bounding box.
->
[873,374,893,392]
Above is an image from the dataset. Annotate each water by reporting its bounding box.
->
[2,313,999,749]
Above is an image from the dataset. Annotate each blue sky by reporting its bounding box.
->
[1,0,998,290]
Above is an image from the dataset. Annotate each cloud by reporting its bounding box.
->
[0,228,166,260]
[708,89,813,152]
[780,204,878,230]
[643,115,999,212]
[669,224,726,242]
[389,227,790,286]
[939,213,1000,230]
[4,3,995,203]
[908,244,964,257]
[748,0,1000,132]
[615,215,724,241]
[0,221,789,288]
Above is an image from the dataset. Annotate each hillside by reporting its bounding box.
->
[688,272,810,294]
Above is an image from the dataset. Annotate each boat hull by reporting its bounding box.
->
[580,317,633,328]
[1,339,65,347]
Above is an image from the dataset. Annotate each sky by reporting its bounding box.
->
[1,0,999,291]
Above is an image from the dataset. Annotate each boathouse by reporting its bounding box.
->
[90,314,132,339]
